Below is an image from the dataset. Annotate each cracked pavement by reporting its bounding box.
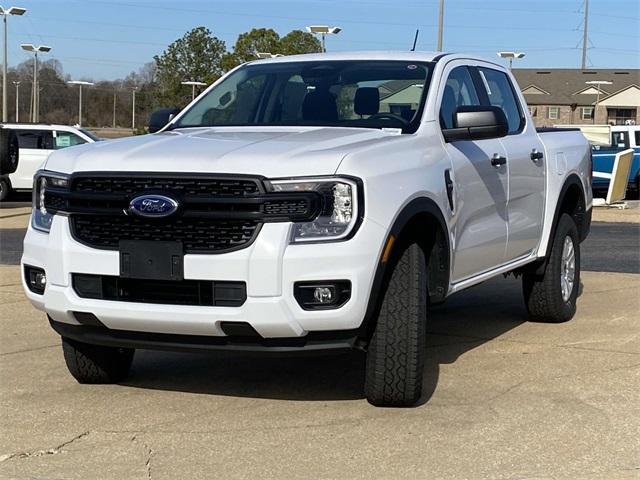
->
[0,264,639,479]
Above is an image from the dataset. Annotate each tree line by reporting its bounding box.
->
[1,27,322,131]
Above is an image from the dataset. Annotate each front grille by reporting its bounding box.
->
[44,173,321,254]
[72,176,261,197]
[72,273,246,307]
[72,216,260,253]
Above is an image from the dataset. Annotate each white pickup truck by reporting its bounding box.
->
[22,52,592,407]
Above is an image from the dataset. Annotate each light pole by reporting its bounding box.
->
[585,80,612,124]
[21,44,50,122]
[437,0,445,51]
[498,51,525,70]
[1,5,26,122]
[131,86,136,130]
[12,79,18,121]
[68,80,94,127]
[305,25,341,52]
[181,80,207,101]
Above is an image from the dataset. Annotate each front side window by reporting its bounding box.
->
[54,131,87,149]
[478,68,524,134]
[175,60,433,134]
[611,131,629,149]
[548,107,559,120]
[439,66,480,129]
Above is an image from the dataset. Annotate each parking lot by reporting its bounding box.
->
[0,204,637,479]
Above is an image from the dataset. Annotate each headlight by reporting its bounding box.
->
[269,177,361,242]
[32,172,69,233]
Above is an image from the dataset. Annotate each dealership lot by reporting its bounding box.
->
[1,208,639,479]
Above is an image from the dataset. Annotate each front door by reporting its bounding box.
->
[439,65,509,282]
[10,129,54,189]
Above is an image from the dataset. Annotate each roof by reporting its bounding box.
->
[512,68,640,106]
[252,50,444,64]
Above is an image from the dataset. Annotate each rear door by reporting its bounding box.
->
[9,129,55,189]
[439,64,509,282]
[475,66,546,260]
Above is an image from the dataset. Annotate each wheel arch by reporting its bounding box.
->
[360,197,450,341]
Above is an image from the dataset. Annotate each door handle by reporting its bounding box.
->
[530,149,544,162]
[491,154,507,167]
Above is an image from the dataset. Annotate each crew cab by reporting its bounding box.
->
[0,123,99,201]
[22,52,592,407]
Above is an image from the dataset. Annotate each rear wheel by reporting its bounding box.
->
[62,337,134,384]
[365,242,427,407]
[523,214,580,323]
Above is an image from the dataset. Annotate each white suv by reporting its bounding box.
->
[0,124,99,201]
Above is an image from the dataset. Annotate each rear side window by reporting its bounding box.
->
[13,129,55,149]
[439,66,481,129]
[611,131,629,149]
[477,68,524,134]
[635,130,640,146]
[55,131,87,149]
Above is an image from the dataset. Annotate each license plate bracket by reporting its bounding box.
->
[119,240,184,281]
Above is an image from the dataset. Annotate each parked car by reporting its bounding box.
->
[22,52,592,406]
[0,123,99,201]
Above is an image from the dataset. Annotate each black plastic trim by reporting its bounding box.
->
[49,317,359,354]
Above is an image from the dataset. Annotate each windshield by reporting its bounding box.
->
[78,128,101,142]
[174,60,433,133]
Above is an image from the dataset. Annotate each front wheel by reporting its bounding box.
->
[365,242,427,407]
[523,214,581,323]
[62,337,134,384]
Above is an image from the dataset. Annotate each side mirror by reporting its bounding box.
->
[148,107,181,133]
[442,106,509,142]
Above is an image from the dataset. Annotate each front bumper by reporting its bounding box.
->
[22,214,386,345]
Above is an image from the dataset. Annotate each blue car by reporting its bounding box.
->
[591,125,640,193]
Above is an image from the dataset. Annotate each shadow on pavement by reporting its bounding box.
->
[123,277,528,403]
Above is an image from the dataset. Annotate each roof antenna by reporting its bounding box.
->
[411,29,419,51]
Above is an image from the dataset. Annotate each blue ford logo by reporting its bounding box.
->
[129,194,179,218]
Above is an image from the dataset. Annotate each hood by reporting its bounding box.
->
[44,126,401,178]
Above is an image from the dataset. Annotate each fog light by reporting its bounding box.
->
[24,265,46,295]
[313,287,334,304]
[294,281,351,310]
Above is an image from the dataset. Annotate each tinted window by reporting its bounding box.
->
[55,131,87,149]
[635,130,640,146]
[14,130,54,149]
[478,67,524,134]
[176,60,433,134]
[611,131,629,149]
[439,66,480,129]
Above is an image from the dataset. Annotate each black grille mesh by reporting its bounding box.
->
[72,176,261,197]
[72,216,260,253]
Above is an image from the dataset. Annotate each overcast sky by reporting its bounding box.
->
[6,0,639,81]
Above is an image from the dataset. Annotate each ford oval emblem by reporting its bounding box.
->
[129,194,179,218]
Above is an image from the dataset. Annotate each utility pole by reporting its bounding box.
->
[581,0,589,69]
[112,90,117,128]
[437,0,445,52]
[13,80,19,121]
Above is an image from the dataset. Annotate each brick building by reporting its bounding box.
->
[511,69,640,127]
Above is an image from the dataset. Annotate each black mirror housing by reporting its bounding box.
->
[148,107,181,133]
[443,106,509,142]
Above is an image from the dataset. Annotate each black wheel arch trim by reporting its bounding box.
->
[359,197,450,341]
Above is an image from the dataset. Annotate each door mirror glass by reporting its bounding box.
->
[148,108,181,133]
[442,106,509,142]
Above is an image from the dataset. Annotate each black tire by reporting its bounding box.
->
[0,176,11,202]
[0,129,19,175]
[523,214,581,323]
[365,243,427,407]
[62,337,134,384]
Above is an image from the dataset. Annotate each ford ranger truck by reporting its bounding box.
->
[21,52,592,407]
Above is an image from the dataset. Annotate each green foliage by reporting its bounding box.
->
[233,28,281,64]
[153,26,226,107]
[278,30,322,56]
